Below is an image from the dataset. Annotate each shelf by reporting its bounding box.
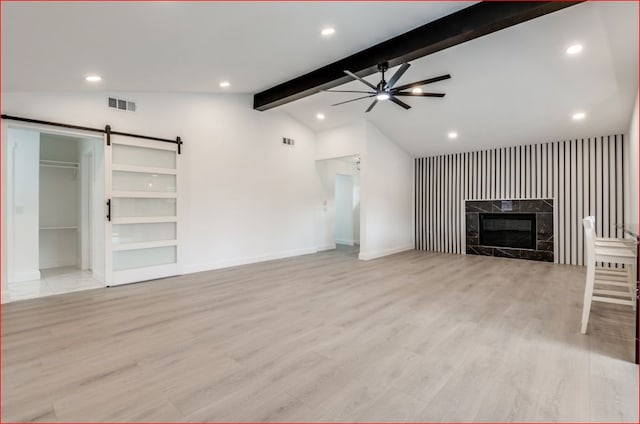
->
[40,226,79,230]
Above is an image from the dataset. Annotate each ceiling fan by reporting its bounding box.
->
[325,62,450,113]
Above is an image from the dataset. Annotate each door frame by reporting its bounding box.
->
[2,122,105,288]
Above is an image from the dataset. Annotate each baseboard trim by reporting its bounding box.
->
[359,244,413,260]
[12,270,41,282]
[335,239,355,246]
[183,245,330,275]
[316,244,336,252]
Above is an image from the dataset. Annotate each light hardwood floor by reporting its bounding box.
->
[2,247,638,422]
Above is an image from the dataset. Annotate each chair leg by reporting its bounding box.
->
[581,262,596,334]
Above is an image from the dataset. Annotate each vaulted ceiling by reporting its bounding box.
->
[2,2,637,157]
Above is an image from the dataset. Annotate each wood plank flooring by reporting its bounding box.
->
[2,247,638,422]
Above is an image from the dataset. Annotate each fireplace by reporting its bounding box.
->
[465,200,553,262]
[479,213,536,250]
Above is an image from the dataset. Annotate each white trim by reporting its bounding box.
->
[111,137,178,151]
[12,270,41,282]
[112,240,177,251]
[359,244,413,261]
[6,121,104,141]
[112,216,177,225]
[112,164,177,175]
[111,191,176,199]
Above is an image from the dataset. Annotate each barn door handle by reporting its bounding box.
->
[106,199,111,222]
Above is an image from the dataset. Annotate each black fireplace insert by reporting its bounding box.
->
[479,213,536,250]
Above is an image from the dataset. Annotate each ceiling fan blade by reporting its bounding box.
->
[365,99,378,113]
[385,63,411,89]
[393,74,451,92]
[324,89,376,94]
[344,70,378,91]
[331,94,376,107]
[394,92,446,97]
[389,96,411,110]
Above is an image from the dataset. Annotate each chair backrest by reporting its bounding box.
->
[583,216,596,262]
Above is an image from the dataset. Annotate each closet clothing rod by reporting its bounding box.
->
[40,164,79,171]
[1,114,183,154]
[40,160,79,166]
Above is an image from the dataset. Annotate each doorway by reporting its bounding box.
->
[316,155,361,255]
[6,127,105,300]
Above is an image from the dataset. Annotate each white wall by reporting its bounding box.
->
[2,92,324,276]
[334,174,354,245]
[315,121,365,160]
[352,166,361,244]
[7,128,41,282]
[316,121,413,260]
[625,94,639,229]
[359,121,414,260]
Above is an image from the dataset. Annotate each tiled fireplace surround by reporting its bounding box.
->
[465,199,554,262]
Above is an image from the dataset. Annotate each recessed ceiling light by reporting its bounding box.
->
[566,44,583,55]
[572,112,586,121]
[316,113,325,120]
[448,132,458,139]
[376,93,390,101]
[219,81,231,88]
[85,75,102,82]
[321,27,335,36]
[411,87,423,94]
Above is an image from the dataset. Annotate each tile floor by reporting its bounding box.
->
[8,267,104,301]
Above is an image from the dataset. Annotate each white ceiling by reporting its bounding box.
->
[2,2,638,157]
[1,1,471,93]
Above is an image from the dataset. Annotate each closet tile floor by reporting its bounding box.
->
[8,267,103,301]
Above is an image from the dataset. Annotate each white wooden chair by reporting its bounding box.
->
[581,216,637,334]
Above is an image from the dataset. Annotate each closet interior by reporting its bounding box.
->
[7,128,104,300]
[39,134,82,271]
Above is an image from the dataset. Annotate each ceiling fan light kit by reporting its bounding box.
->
[324,61,450,112]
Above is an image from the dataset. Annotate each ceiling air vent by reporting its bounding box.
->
[108,97,136,112]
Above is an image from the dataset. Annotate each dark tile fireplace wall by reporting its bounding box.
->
[413,135,626,265]
[466,200,554,262]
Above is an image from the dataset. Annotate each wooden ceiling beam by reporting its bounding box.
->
[253,1,581,111]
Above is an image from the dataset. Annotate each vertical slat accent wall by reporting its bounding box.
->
[414,135,626,265]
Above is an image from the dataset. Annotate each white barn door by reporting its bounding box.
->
[104,135,178,286]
